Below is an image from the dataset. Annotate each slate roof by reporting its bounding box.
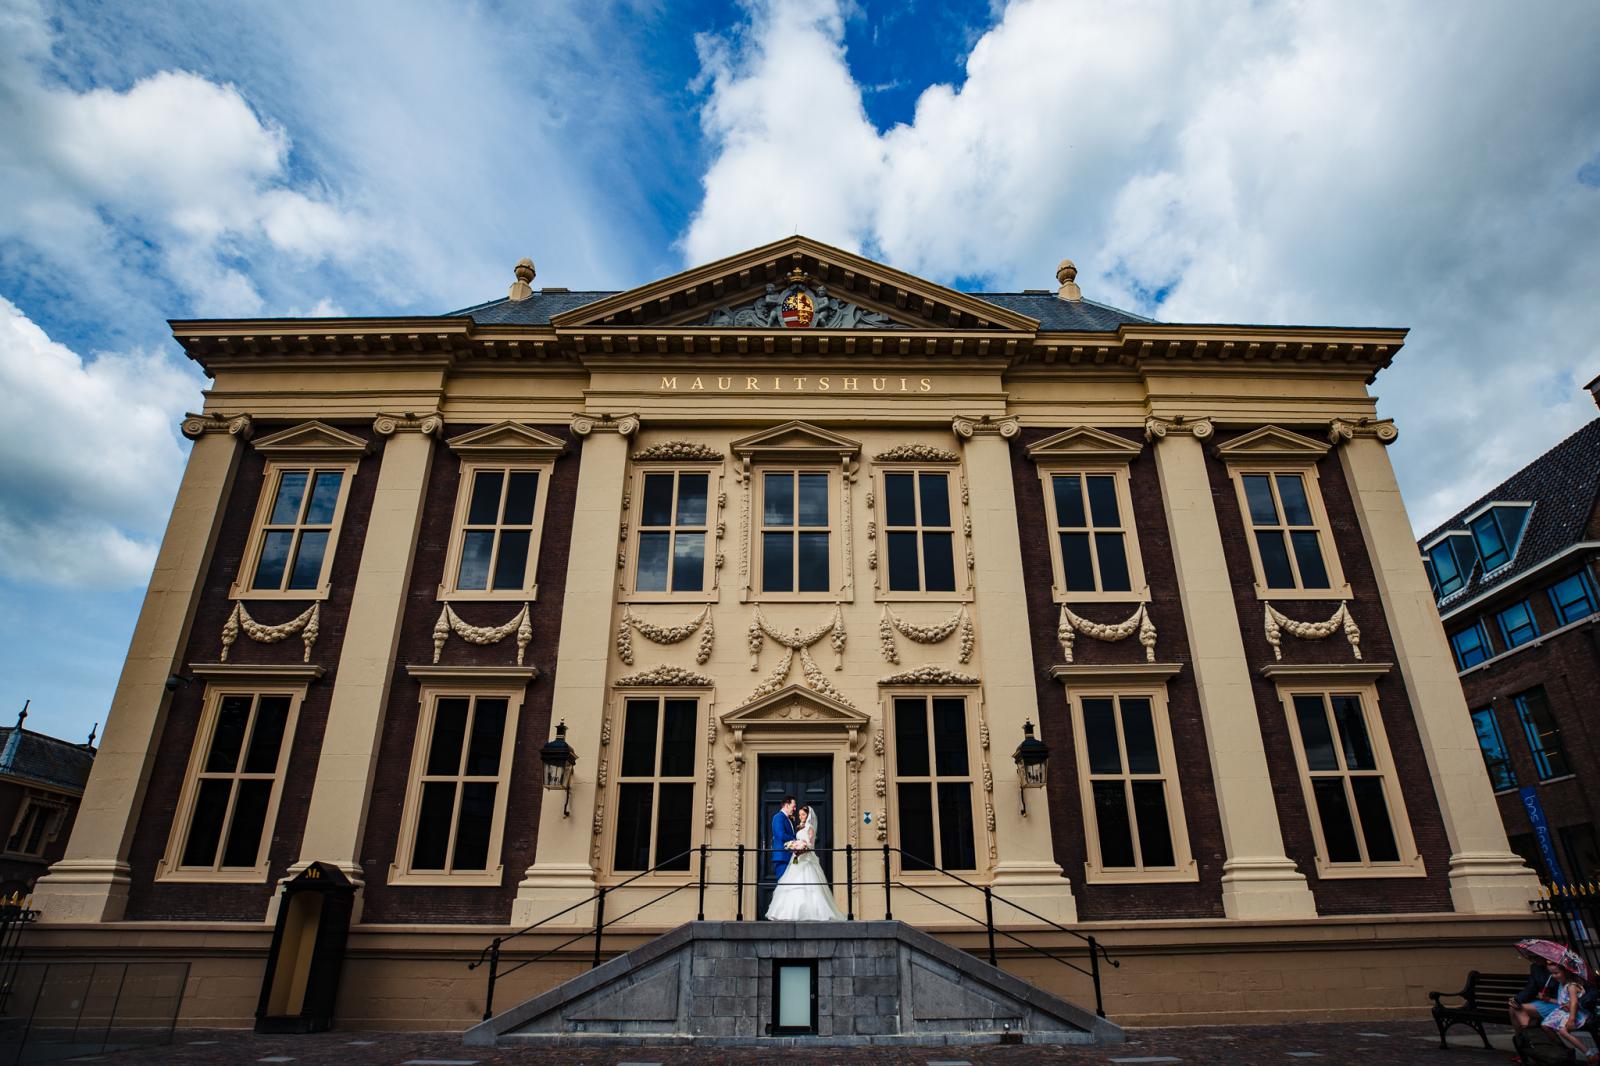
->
[446,290,1154,330]
[1419,416,1600,614]
[0,726,94,793]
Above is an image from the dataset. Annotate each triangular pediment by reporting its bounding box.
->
[251,420,370,459]
[446,421,567,460]
[1214,425,1330,462]
[721,684,872,731]
[730,420,860,462]
[550,236,1039,333]
[1026,426,1143,463]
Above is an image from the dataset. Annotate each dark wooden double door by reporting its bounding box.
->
[756,755,833,918]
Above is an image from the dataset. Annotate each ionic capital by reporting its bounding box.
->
[571,413,640,438]
[373,412,445,437]
[1144,415,1214,442]
[180,412,253,441]
[951,415,1020,441]
[1327,417,1398,447]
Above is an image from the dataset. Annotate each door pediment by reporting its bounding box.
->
[720,684,872,736]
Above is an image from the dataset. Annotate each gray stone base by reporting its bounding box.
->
[464,921,1122,1048]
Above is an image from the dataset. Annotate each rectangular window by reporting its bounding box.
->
[404,695,510,873]
[1427,535,1478,600]
[1508,831,1553,883]
[1516,687,1570,781]
[883,470,957,593]
[612,696,698,872]
[761,470,830,594]
[167,689,300,878]
[248,466,348,593]
[1548,571,1598,626]
[1240,472,1333,591]
[445,464,550,597]
[1468,504,1530,573]
[1069,690,1194,880]
[1449,621,1492,671]
[1470,707,1516,792]
[1495,600,1540,650]
[1560,824,1600,884]
[635,470,710,593]
[4,794,66,858]
[892,695,976,871]
[1282,688,1419,874]
[1046,472,1138,596]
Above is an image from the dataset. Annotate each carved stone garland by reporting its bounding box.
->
[979,710,996,860]
[614,665,715,687]
[877,605,974,665]
[1057,603,1157,663]
[1264,601,1362,661]
[704,714,718,828]
[631,440,723,462]
[592,711,612,865]
[873,443,961,463]
[617,605,714,666]
[745,605,850,706]
[432,603,532,665]
[221,601,319,663]
[879,665,980,685]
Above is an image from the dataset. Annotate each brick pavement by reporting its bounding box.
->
[39,1020,1536,1065]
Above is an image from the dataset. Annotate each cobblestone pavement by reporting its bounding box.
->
[40,1019,1535,1065]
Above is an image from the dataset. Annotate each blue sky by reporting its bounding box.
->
[2,0,1599,744]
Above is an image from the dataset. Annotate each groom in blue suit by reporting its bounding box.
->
[770,795,798,883]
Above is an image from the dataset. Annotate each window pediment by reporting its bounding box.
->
[251,421,370,460]
[730,421,861,465]
[1026,426,1144,464]
[720,683,871,734]
[1214,426,1331,462]
[445,422,567,461]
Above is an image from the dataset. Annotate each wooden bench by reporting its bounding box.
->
[1429,969,1599,1050]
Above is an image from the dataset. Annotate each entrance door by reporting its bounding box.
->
[756,755,833,918]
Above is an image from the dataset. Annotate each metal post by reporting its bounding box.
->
[736,844,746,922]
[845,844,854,921]
[482,937,501,1020]
[1089,934,1104,1018]
[882,844,893,921]
[697,843,708,921]
[591,888,607,970]
[983,887,997,967]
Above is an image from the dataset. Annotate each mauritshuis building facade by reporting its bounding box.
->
[29,237,1541,1026]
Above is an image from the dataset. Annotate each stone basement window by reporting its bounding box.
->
[390,686,524,885]
[440,462,553,600]
[159,686,304,883]
[611,695,699,873]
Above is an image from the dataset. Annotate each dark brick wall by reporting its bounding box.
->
[1205,428,1453,914]
[126,424,381,920]
[1010,429,1226,920]
[357,426,579,924]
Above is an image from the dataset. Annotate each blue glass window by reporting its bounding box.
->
[1427,535,1478,600]
[1469,505,1530,572]
[1470,708,1516,791]
[1449,622,1492,671]
[1548,571,1598,626]
[1495,600,1540,650]
[1515,688,1570,780]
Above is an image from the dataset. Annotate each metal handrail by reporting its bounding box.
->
[467,842,1117,1020]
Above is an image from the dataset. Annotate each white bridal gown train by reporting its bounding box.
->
[765,822,847,922]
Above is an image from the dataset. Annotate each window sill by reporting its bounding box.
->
[229,586,333,603]
[1254,584,1354,602]
[1534,774,1578,787]
[1083,860,1199,885]
[435,586,539,604]
[742,592,853,604]
[621,592,720,605]
[388,866,504,888]
[156,866,272,884]
[1052,587,1151,606]
[1312,857,1427,879]
[0,851,48,862]
[874,590,974,604]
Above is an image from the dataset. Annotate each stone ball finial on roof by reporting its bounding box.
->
[509,257,536,302]
[1056,258,1082,302]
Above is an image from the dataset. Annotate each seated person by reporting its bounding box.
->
[1510,960,1561,1029]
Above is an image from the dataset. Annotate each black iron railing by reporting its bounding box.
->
[1532,884,1600,975]
[468,843,1117,1022]
[0,897,37,1014]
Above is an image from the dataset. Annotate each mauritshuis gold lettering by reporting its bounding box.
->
[654,374,938,393]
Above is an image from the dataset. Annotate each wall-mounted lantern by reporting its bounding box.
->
[539,720,578,816]
[1012,719,1050,815]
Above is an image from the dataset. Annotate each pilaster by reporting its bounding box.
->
[33,413,252,923]
[952,415,1076,924]
[1329,418,1539,913]
[513,414,639,927]
[290,413,442,905]
[1146,415,1318,920]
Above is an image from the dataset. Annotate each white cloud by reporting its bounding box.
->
[0,296,200,586]
[685,0,1600,530]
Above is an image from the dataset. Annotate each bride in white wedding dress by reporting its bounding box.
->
[765,805,847,921]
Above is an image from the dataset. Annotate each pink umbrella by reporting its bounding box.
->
[1516,938,1592,983]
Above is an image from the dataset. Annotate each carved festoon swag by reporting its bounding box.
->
[1264,601,1362,661]
[432,603,533,665]
[746,605,851,706]
[873,443,960,463]
[614,665,715,687]
[630,440,723,462]
[1057,602,1157,663]
[879,665,980,685]
[877,605,974,665]
[221,601,319,663]
[617,605,714,666]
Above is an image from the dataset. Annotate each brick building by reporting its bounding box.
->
[1420,385,1600,885]
[0,708,95,896]
[27,237,1542,1027]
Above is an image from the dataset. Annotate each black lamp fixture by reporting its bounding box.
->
[1012,719,1050,815]
[539,720,578,816]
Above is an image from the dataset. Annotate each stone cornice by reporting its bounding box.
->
[180,412,253,440]
[571,413,640,437]
[1327,417,1399,447]
[373,412,445,437]
[1144,415,1214,441]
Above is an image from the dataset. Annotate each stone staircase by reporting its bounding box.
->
[464,920,1124,1048]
